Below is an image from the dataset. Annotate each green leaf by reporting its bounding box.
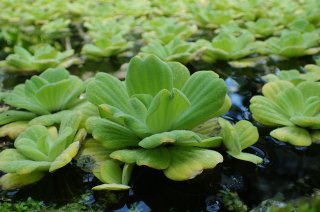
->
[0,149,51,174]
[250,96,292,126]
[125,55,173,96]
[0,172,45,190]
[136,147,171,170]
[290,116,320,129]
[218,118,241,154]
[227,151,263,164]
[270,126,312,146]
[49,141,80,172]
[29,110,73,126]
[110,149,144,164]
[86,117,140,149]
[146,89,190,133]
[86,72,131,113]
[274,87,304,116]
[99,160,122,184]
[0,121,29,139]
[262,80,294,102]
[234,120,259,149]
[174,71,227,129]
[164,146,223,181]
[0,110,37,125]
[139,130,201,149]
[92,183,130,190]
[122,163,135,185]
[167,62,190,89]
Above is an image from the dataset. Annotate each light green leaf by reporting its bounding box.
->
[122,163,135,185]
[92,183,130,190]
[164,147,223,181]
[218,118,241,154]
[49,141,80,172]
[174,71,227,129]
[0,149,51,174]
[125,55,173,96]
[290,116,320,129]
[167,62,190,89]
[99,160,122,184]
[86,72,131,113]
[0,110,37,125]
[86,117,140,149]
[270,126,312,146]
[274,87,304,116]
[250,96,292,126]
[0,172,45,190]
[146,89,190,133]
[139,130,201,149]
[0,121,29,139]
[234,120,259,149]
[227,151,263,164]
[262,80,294,102]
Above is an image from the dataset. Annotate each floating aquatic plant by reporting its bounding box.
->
[201,31,260,63]
[140,38,201,64]
[83,55,232,189]
[263,68,320,84]
[0,45,75,73]
[0,113,85,189]
[218,118,262,164]
[81,36,131,59]
[0,67,87,138]
[261,31,320,58]
[250,80,320,146]
[245,18,282,38]
[142,17,197,44]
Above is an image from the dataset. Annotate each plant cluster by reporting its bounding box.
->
[1,0,320,73]
[0,55,262,190]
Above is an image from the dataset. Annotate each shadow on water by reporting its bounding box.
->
[1,55,320,211]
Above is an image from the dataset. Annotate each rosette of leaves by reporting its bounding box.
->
[201,31,259,63]
[142,17,197,44]
[287,18,316,33]
[218,118,263,164]
[140,38,200,64]
[263,68,320,84]
[84,55,232,188]
[0,113,84,189]
[0,67,86,138]
[245,18,282,38]
[262,31,320,58]
[250,80,320,146]
[0,45,75,73]
[189,7,233,29]
[81,35,130,59]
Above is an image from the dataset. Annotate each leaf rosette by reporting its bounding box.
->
[83,55,231,189]
[0,113,85,189]
[0,67,89,138]
[250,80,320,146]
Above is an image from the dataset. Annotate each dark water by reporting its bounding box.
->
[1,55,320,211]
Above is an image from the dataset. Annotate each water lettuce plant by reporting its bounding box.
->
[0,67,86,138]
[261,31,320,58]
[140,38,201,64]
[245,18,282,38]
[0,113,84,190]
[142,17,197,44]
[201,31,259,63]
[81,36,130,59]
[83,55,232,189]
[263,68,320,84]
[250,80,320,146]
[218,118,262,164]
[0,45,75,73]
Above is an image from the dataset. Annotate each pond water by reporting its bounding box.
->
[0,56,320,211]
